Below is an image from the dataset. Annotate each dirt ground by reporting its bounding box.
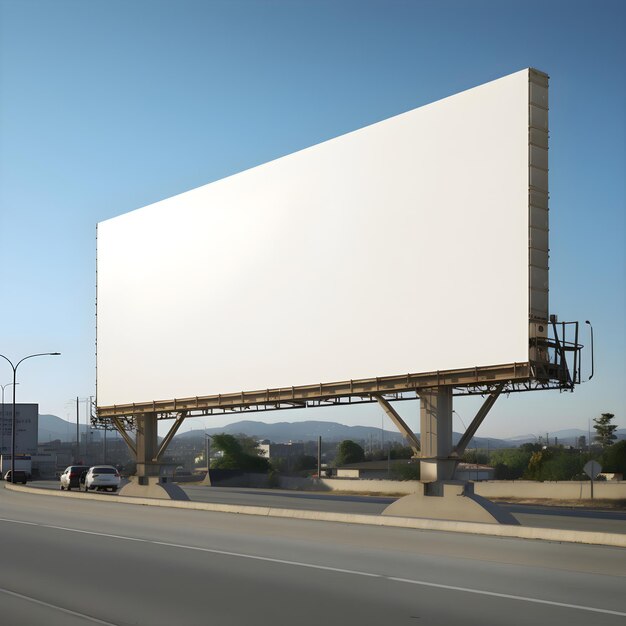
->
[489,497,626,510]
[329,491,626,510]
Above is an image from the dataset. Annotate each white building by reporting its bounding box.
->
[257,441,305,462]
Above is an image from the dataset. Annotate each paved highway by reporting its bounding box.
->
[1,486,625,625]
[33,480,626,533]
[181,485,626,533]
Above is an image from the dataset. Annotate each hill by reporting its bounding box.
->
[37,415,624,447]
[176,419,509,448]
[38,414,91,443]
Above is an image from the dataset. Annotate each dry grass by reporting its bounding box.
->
[489,497,626,510]
[308,491,626,509]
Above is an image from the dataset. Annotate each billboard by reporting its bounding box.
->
[97,68,549,408]
[0,403,38,455]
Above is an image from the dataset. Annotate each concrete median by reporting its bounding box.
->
[5,482,626,548]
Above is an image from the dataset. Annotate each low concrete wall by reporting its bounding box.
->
[474,480,626,501]
[207,471,270,489]
[181,472,626,500]
[276,476,417,493]
[279,477,626,500]
[278,476,328,491]
[317,478,419,494]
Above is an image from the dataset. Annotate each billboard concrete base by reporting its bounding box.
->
[119,476,189,501]
[382,481,519,525]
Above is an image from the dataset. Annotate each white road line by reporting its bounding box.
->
[46,524,150,542]
[153,540,380,577]
[387,577,626,617]
[0,587,120,626]
[2,517,625,618]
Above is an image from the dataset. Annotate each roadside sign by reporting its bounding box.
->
[584,460,602,479]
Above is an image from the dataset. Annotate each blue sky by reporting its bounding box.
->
[0,0,624,438]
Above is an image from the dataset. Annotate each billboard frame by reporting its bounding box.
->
[94,68,587,497]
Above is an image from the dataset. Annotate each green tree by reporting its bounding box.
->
[392,462,420,481]
[489,447,534,479]
[593,413,617,448]
[210,433,270,472]
[237,434,267,457]
[524,449,553,480]
[600,440,626,475]
[335,440,365,466]
[536,450,586,481]
[292,455,318,472]
[522,448,589,481]
[462,449,490,465]
[389,445,414,460]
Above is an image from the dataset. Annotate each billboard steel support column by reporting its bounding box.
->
[136,413,160,479]
[419,387,457,484]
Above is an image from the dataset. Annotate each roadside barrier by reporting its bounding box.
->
[4,482,625,548]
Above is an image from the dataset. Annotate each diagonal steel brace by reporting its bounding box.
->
[452,382,505,457]
[373,394,420,456]
[153,412,187,462]
[112,416,136,456]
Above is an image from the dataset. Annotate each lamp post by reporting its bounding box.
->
[1,382,19,460]
[205,434,212,471]
[585,320,594,381]
[0,352,61,482]
[203,432,215,484]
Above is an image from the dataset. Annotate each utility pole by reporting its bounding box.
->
[317,436,321,478]
[76,396,80,463]
[86,397,92,463]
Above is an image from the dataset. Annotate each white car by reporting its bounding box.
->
[60,465,90,490]
[83,466,121,492]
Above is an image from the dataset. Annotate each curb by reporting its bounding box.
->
[5,483,626,548]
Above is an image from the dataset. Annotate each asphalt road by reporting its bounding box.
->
[1,486,625,626]
[33,480,626,534]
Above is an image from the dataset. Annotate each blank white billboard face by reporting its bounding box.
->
[97,68,548,407]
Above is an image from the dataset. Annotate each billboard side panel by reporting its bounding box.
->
[97,69,535,407]
[528,70,549,323]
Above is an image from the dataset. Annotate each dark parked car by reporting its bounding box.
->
[4,470,28,484]
[59,465,90,490]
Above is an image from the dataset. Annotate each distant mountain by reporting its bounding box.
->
[505,429,588,446]
[176,419,509,449]
[179,420,406,443]
[506,428,626,446]
[37,414,624,447]
[38,414,94,443]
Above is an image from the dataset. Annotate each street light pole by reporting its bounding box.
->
[0,352,61,482]
[1,382,19,460]
[205,434,212,471]
[585,320,594,381]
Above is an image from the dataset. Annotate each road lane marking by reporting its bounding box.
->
[0,587,120,626]
[45,524,150,542]
[2,517,625,618]
[153,540,379,577]
[387,577,626,617]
